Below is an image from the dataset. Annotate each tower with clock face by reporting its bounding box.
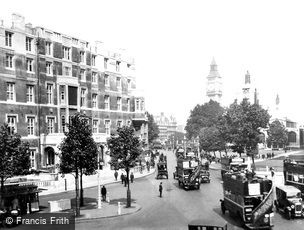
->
[206,58,222,104]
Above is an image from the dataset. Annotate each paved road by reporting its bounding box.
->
[76,151,243,230]
[37,150,304,230]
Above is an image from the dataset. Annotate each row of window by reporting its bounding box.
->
[5,54,34,72]
[5,31,124,71]
[286,171,304,184]
[4,54,131,88]
[6,31,34,52]
[6,114,129,136]
[5,82,144,111]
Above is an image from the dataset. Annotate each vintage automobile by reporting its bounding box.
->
[274,185,304,219]
[156,162,168,179]
[173,166,178,179]
[200,160,210,183]
[188,219,228,230]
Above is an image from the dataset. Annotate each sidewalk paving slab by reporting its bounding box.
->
[75,202,141,222]
[37,168,155,221]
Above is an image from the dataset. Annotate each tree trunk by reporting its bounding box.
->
[126,168,131,208]
[75,170,80,217]
[0,177,5,206]
[0,177,4,193]
[80,170,84,207]
[251,154,256,175]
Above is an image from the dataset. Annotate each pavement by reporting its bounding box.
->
[32,150,301,222]
[75,202,142,222]
[36,166,155,221]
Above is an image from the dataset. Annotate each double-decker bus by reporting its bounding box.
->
[283,158,304,195]
[220,171,274,229]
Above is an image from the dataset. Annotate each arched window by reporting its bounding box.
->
[288,131,296,143]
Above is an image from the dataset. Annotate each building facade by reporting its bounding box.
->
[267,94,301,149]
[206,58,222,104]
[154,112,177,144]
[241,70,259,105]
[0,14,148,171]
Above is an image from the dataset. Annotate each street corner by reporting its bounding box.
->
[75,201,142,223]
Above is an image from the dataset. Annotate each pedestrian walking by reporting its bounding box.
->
[270,167,275,177]
[121,173,125,184]
[114,171,118,181]
[159,182,163,197]
[101,185,107,202]
[130,172,134,183]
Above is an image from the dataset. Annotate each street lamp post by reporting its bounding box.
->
[183,136,186,153]
[97,147,102,209]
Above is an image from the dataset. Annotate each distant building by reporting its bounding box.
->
[0,14,148,171]
[176,125,186,134]
[267,94,301,149]
[206,58,222,104]
[241,71,259,104]
[154,112,177,144]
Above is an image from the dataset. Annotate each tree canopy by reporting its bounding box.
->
[59,113,98,175]
[146,112,159,144]
[267,119,288,148]
[225,99,270,155]
[107,126,142,170]
[58,113,98,216]
[0,124,30,188]
[185,100,224,139]
[107,126,142,207]
[199,126,225,154]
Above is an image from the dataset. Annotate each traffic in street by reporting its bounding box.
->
[75,150,304,230]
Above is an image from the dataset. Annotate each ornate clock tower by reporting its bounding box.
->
[206,58,222,104]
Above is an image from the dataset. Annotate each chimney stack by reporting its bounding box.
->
[12,13,25,30]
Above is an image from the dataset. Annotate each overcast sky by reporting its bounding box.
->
[1,0,304,125]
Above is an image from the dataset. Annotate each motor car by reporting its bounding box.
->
[156,162,168,179]
[275,185,304,219]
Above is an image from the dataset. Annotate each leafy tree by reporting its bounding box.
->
[185,100,224,139]
[225,99,270,170]
[147,112,159,144]
[216,115,231,155]
[107,126,141,208]
[199,126,225,158]
[58,113,98,217]
[0,124,31,191]
[267,119,288,148]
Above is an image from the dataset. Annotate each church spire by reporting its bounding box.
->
[245,71,251,84]
[206,57,222,104]
[210,57,217,71]
[276,94,280,106]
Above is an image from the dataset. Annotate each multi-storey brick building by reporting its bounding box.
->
[0,14,148,171]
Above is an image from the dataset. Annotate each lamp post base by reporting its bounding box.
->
[126,189,131,208]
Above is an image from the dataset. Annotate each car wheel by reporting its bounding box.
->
[221,202,226,215]
[286,210,291,220]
